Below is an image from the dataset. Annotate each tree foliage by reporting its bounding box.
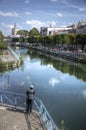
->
[17,30,29,36]
[0,31,8,50]
[29,28,40,37]
[0,31,3,43]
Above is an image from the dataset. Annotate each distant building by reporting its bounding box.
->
[12,24,18,35]
[76,20,86,34]
[40,26,72,36]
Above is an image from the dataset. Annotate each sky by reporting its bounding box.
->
[0,0,86,35]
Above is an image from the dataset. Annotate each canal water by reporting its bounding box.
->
[0,47,86,130]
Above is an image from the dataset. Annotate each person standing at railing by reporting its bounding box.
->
[26,85,35,114]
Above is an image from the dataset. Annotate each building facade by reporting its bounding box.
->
[40,27,72,36]
[76,21,86,34]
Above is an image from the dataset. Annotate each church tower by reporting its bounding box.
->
[12,24,17,35]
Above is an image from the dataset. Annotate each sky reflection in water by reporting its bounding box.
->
[0,48,86,130]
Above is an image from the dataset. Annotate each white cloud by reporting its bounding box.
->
[20,81,25,86]
[50,0,58,2]
[1,23,14,29]
[79,8,86,11]
[83,90,86,99]
[25,12,32,15]
[49,77,60,87]
[26,20,57,29]
[0,11,20,17]
[51,21,56,26]
[0,23,23,34]
[57,13,63,17]
[47,64,53,68]
[49,74,69,87]
[50,0,68,3]
[26,20,46,29]
[25,0,29,4]
[60,25,67,28]
[1,23,22,31]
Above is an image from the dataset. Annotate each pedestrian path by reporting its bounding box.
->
[0,106,46,130]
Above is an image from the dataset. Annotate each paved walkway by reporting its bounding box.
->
[0,106,46,130]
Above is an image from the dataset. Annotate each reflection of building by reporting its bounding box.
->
[12,24,17,35]
[76,20,86,34]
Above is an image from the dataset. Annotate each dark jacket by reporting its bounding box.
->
[26,89,35,100]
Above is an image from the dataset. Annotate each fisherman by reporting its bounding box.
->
[26,85,35,113]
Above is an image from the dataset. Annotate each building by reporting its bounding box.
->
[40,26,72,36]
[76,20,86,34]
[12,24,18,36]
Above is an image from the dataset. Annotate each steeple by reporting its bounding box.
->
[14,23,16,29]
[11,23,17,35]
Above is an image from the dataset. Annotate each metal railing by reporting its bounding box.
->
[0,90,58,130]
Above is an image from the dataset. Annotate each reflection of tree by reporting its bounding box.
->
[29,51,86,82]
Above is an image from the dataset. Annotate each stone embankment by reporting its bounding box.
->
[29,46,86,63]
[0,47,20,69]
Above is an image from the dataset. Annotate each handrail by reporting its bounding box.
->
[0,90,58,130]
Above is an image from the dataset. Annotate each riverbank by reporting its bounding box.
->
[0,46,21,70]
[29,46,86,63]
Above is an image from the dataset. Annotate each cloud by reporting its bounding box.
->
[1,23,22,33]
[26,20,57,29]
[83,90,86,99]
[57,13,63,17]
[49,73,69,87]
[60,25,67,27]
[47,64,53,68]
[25,12,32,15]
[25,0,29,4]
[50,0,58,2]
[79,7,86,11]
[26,20,46,29]
[50,0,68,3]
[49,77,60,87]
[1,23,14,29]
[1,23,22,31]
[0,11,20,17]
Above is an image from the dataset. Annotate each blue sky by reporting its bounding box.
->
[0,0,86,35]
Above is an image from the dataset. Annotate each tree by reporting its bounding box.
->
[69,34,76,45]
[29,28,40,43]
[0,31,3,43]
[76,34,86,51]
[29,28,40,37]
[17,30,29,36]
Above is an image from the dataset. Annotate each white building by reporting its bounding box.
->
[40,27,72,36]
[76,21,86,34]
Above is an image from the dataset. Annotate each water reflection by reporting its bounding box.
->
[29,50,86,82]
[0,48,86,130]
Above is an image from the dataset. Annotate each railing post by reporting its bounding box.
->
[0,94,3,105]
[42,111,48,123]
[14,95,17,109]
[46,120,53,130]
[39,102,43,115]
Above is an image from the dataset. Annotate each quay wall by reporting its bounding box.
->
[28,46,86,63]
[0,46,21,70]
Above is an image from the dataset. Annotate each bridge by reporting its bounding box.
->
[0,90,58,130]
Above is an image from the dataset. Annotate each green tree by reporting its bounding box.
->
[0,31,3,43]
[69,34,76,45]
[76,34,86,51]
[29,28,40,37]
[17,30,29,36]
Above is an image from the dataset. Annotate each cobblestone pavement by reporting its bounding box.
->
[0,106,45,130]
